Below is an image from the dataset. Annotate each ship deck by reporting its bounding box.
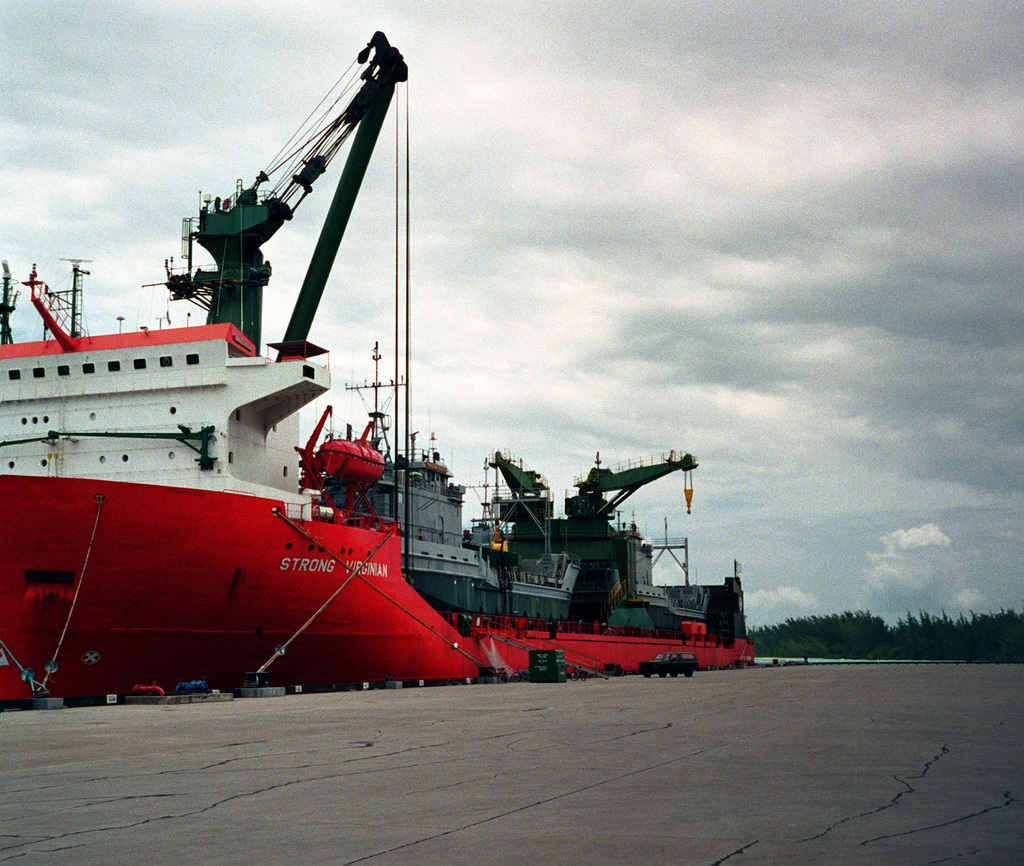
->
[2,664,1021,863]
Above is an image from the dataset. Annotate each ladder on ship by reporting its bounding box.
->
[601,579,626,620]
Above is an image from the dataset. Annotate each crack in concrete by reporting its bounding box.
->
[0,735,540,859]
[923,848,983,864]
[404,773,501,795]
[337,728,771,864]
[797,743,949,842]
[68,793,179,810]
[860,790,1017,845]
[0,721,768,861]
[707,839,759,865]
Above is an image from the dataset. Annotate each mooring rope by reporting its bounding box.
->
[256,524,392,673]
[40,493,105,691]
[270,508,487,670]
[0,633,46,694]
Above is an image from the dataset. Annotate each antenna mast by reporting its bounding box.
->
[57,258,92,338]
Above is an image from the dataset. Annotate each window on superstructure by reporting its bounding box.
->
[32,368,45,378]
[58,365,70,376]
[134,358,146,370]
[186,353,200,365]
[83,363,95,374]
[7,370,20,381]
[108,361,121,372]
[160,356,172,368]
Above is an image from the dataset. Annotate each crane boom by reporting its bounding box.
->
[566,451,698,519]
[165,32,406,352]
[282,32,407,347]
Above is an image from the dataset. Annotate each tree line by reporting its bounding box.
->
[749,609,1024,661]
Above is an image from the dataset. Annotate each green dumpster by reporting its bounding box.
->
[528,649,567,683]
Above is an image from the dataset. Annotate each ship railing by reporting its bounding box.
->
[282,501,312,521]
[571,449,691,486]
[444,611,706,644]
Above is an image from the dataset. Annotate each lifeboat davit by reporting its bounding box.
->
[315,438,385,485]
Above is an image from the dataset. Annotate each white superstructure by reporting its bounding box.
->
[0,324,327,498]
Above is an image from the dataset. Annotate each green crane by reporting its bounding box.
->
[166,32,407,351]
[565,451,698,520]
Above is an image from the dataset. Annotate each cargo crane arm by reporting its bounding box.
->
[280,32,407,349]
[166,32,407,352]
[489,451,549,497]
[566,451,698,520]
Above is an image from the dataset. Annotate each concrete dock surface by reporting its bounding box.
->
[1,664,1021,864]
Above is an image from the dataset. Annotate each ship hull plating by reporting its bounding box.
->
[0,474,479,700]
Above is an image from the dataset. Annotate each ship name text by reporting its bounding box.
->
[279,557,388,577]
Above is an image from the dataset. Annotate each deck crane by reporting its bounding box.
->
[165,32,407,352]
[566,451,698,519]
[488,451,554,533]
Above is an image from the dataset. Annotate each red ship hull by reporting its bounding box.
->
[1,474,752,702]
[0,474,480,701]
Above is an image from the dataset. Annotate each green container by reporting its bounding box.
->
[528,649,567,683]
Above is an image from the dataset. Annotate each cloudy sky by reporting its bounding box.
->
[3,2,1023,626]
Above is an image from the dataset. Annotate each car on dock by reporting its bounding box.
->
[639,652,698,678]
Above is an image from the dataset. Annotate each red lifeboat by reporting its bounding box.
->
[315,437,385,486]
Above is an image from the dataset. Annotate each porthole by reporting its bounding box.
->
[8,461,14,469]
[89,412,96,421]
[32,417,38,424]
[168,451,175,460]
[122,454,129,462]
[285,542,293,550]
[40,459,47,467]
[99,456,106,464]
[42,415,48,423]
[160,356,172,368]
[21,417,27,425]
[169,406,177,415]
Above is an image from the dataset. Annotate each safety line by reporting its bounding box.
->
[41,493,105,691]
[256,527,392,673]
[0,633,45,693]
[271,508,487,669]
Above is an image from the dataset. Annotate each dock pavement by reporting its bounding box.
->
[1,664,1021,864]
